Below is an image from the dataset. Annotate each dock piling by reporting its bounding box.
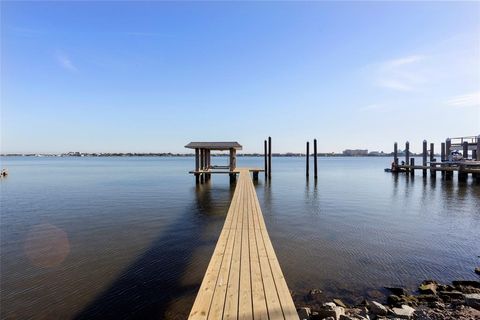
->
[306,141,310,177]
[441,142,446,179]
[446,138,453,180]
[264,140,268,178]
[410,158,415,176]
[422,140,427,177]
[195,148,200,183]
[430,143,436,178]
[393,142,398,168]
[405,141,410,173]
[314,138,318,179]
[268,136,272,178]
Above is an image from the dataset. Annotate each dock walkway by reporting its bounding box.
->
[189,169,298,320]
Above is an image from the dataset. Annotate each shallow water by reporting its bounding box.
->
[1,156,479,319]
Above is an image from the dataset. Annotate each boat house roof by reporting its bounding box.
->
[185,142,242,150]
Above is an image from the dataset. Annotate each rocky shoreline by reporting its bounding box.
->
[295,279,480,320]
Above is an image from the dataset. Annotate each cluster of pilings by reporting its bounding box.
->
[195,148,211,183]
[263,137,272,179]
[305,139,318,179]
[392,136,480,182]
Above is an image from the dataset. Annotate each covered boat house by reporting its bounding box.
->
[185,141,243,182]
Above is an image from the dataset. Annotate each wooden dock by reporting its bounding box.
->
[188,169,298,320]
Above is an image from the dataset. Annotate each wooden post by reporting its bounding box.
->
[446,138,452,180]
[410,158,415,176]
[422,140,427,177]
[195,148,200,183]
[205,149,210,180]
[306,141,310,177]
[253,171,259,181]
[405,141,410,172]
[463,141,468,159]
[393,142,398,168]
[477,135,480,161]
[200,149,205,183]
[268,136,272,178]
[430,143,435,177]
[200,149,204,170]
[441,142,446,179]
[229,148,236,171]
[264,140,268,178]
[314,139,318,179]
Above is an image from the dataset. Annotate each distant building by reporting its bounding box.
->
[343,149,368,156]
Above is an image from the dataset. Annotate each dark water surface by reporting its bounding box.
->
[1,156,479,319]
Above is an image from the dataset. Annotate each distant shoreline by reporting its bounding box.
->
[0,153,434,157]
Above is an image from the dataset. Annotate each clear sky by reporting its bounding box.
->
[1,1,479,154]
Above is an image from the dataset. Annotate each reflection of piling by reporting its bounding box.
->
[410,158,415,176]
[306,141,309,178]
[422,140,427,177]
[313,139,318,179]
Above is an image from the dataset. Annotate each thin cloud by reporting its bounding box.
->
[56,52,77,72]
[372,55,426,91]
[445,92,480,108]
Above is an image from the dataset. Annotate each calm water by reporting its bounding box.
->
[1,156,479,319]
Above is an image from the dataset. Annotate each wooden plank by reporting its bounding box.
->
[249,177,298,319]
[238,173,253,319]
[189,176,243,320]
[207,178,244,319]
[222,176,244,319]
[247,176,269,320]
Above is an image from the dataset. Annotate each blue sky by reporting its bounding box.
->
[1,1,479,153]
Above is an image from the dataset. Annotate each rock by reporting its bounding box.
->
[369,301,388,316]
[323,317,335,320]
[333,299,347,308]
[308,288,323,300]
[385,286,408,296]
[452,280,480,288]
[416,294,440,303]
[297,307,311,320]
[418,281,437,295]
[439,290,464,301]
[391,304,416,319]
[316,303,345,320]
[428,301,445,310]
[339,316,356,320]
[387,294,401,305]
[464,293,480,310]
[475,267,480,275]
